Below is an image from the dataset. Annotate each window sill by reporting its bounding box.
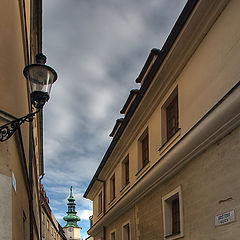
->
[165,232,180,238]
[108,197,116,206]
[158,128,181,155]
[120,182,130,194]
[135,161,150,179]
[97,212,103,217]
[164,232,183,240]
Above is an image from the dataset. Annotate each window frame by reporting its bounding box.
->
[162,186,183,240]
[172,198,180,234]
[138,128,149,171]
[141,133,149,167]
[98,191,103,215]
[110,174,116,202]
[122,221,131,240]
[166,95,179,140]
[122,155,130,188]
[161,87,179,145]
[110,230,116,240]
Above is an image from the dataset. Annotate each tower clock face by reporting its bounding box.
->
[68,227,73,232]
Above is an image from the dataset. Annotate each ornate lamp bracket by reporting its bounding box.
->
[0,109,40,142]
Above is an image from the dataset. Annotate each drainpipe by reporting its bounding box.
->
[22,0,43,238]
[39,175,44,240]
[29,121,34,240]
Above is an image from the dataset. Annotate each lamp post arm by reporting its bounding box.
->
[0,109,41,142]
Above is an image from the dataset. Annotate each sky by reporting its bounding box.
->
[42,0,187,239]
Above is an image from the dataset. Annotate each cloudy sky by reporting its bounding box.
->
[42,0,187,238]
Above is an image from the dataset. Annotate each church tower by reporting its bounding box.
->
[63,187,81,240]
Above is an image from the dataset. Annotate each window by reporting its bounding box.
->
[122,222,130,240]
[138,128,149,170]
[110,231,116,240]
[172,199,180,234]
[110,174,116,201]
[98,191,103,214]
[166,95,178,140]
[47,220,49,230]
[122,155,130,187]
[161,88,179,145]
[141,134,149,167]
[162,186,183,240]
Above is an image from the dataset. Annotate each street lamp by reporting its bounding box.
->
[0,53,57,142]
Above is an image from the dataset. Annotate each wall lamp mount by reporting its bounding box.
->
[0,53,57,142]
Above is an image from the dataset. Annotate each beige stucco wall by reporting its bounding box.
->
[0,0,29,117]
[0,0,42,239]
[11,139,31,240]
[178,0,240,134]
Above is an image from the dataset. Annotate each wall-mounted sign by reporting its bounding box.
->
[215,210,235,226]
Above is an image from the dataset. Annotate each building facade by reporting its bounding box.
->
[84,0,240,239]
[41,185,67,240]
[0,0,43,239]
[0,1,57,240]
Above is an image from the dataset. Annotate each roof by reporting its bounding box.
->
[109,118,124,137]
[84,0,199,199]
[135,48,161,83]
[120,89,139,115]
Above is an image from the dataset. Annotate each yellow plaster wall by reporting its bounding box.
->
[0,0,29,117]
[179,0,240,134]
[0,0,42,239]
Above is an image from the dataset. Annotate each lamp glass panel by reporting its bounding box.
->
[26,65,55,94]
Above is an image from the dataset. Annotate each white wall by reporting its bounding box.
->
[0,174,12,240]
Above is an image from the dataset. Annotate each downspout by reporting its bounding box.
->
[36,1,43,240]
[29,123,34,240]
[37,0,42,53]
[29,0,43,238]
[22,0,43,238]
[21,0,33,238]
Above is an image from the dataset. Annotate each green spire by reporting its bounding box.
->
[63,186,81,227]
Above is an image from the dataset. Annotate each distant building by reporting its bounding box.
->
[63,187,82,240]
[41,185,67,240]
[84,0,240,239]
